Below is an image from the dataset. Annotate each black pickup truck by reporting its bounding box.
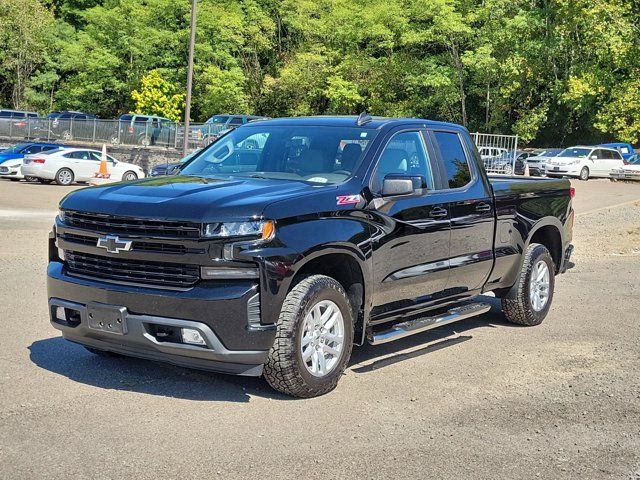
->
[48,115,574,397]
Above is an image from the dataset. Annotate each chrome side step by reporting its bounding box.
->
[368,302,491,345]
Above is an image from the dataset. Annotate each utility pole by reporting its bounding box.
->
[183,0,197,156]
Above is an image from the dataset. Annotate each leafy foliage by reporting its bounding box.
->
[1,0,639,146]
[131,70,185,121]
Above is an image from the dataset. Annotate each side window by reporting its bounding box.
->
[433,131,472,189]
[374,131,434,192]
[593,149,605,160]
[612,150,623,160]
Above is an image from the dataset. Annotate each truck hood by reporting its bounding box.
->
[59,175,335,222]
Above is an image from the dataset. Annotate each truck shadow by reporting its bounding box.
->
[349,295,517,373]
[28,337,289,403]
[29,297,516,401]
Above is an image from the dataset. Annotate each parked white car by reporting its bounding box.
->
[545,146,624,181]
[478,146,508,160]
[0,159,27,180]
[610,154,640,181]
[21,148,145,185]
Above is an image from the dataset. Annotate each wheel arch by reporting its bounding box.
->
[525,219,564,273]
[288,247,369,345]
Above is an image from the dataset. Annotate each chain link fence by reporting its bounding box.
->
[471,132,519,175]
[0,117,229,150]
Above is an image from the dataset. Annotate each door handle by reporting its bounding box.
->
[429,207,448,218]
[476,202,492,213]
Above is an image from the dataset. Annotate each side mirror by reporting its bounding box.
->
[590,155,597,161]
[382,175,422,196]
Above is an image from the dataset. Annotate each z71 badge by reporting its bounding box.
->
[336,194,362,205]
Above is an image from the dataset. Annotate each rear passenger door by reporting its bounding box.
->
[428,129,495,296]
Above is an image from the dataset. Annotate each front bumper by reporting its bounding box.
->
[545,167,579,177]
[611,171,640,181]
[47,261,275,376]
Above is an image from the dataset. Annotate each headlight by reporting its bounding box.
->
[58,209,66,223]
[203,220,275,240]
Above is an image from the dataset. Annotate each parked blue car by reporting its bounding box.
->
[0,142,61,165]
[598,143,635,161]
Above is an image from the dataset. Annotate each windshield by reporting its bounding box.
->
[181,125,378,185]
[206,115,230,124]
[558,147,590,158]
[629,154,640,165]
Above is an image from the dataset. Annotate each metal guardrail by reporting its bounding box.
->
[0,117,228,150]
[471,132,519,175]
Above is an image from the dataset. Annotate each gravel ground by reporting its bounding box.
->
[0,178,638,479]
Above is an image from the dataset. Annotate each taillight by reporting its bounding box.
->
[15,121,26,127]
[128,126,134,133]
[31,158,45,164]
[569,186,575,198]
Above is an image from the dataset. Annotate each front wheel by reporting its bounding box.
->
[263,275,354,398]
[579,166,589,181]
[503,164,513,175]
[502,243,555,326]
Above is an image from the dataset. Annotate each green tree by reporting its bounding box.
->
[131,69,185,121]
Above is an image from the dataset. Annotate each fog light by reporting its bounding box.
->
[181,328,206,346]
[56,306,66,321]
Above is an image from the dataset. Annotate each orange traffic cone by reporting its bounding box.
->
[524,163,530,177]
[98,144,109,177]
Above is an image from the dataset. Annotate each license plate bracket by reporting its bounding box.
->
[87,303,128,335]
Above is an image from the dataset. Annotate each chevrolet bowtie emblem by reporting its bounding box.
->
[96,235,133,254]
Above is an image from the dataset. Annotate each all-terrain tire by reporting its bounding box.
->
[502,243,555,326]
[263,275,354,398]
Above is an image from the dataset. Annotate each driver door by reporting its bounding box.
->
[368,130,451,320]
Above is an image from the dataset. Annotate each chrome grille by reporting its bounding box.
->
[63,210,201,238]
[65,251,199,288]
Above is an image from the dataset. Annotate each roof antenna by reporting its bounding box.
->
[356,110,372,126]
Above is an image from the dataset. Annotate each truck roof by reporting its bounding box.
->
[252,115,464,131]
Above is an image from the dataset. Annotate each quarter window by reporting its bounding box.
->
[433,131,472,189]
[374,131,434,192]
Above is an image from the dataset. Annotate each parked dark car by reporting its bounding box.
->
[150,149,201,176]
[49,115,574,397]
[45,111,97,141]
[0,109,40,138]
[111,114,176,147]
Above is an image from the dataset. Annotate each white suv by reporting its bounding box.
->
[545,146,624,181]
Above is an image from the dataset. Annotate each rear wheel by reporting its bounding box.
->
[502,243,555,326]
[138,135,151,147]
[55,168,74,186]
[61,130,73,141]
[503,164,513,175]
[579,166,589,181]
[263,275,354,398]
